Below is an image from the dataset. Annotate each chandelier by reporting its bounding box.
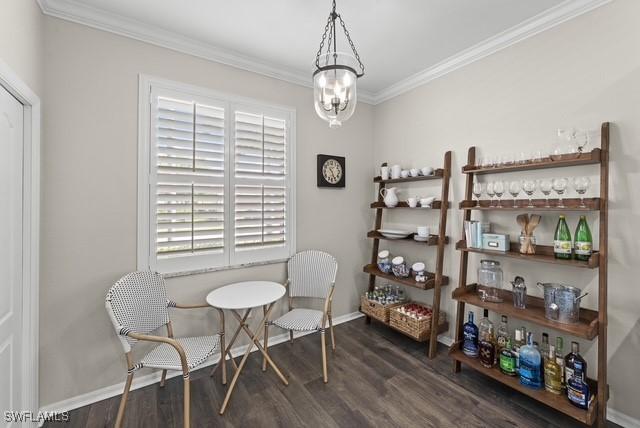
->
[313,0,365,128]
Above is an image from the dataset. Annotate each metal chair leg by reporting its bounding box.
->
[160,369,167,387]
[183,376,190,428]
[115,372,134,428]
[289,330,294,343]
[329,314,336,351]
[321,329,328,383]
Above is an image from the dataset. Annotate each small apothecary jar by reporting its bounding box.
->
[477,259,504,302]
[377,250,392,273]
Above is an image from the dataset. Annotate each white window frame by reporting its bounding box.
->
[137,75,296,276]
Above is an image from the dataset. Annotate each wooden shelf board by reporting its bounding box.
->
[363,264,449,289]
[374,169,444,184]
[452,284,598,339]
[371,201,446,209]
[459,198,600,211]
[462,149,601,175]
[368,230,449,246]
[455,240,599,269]
[449,344,597,425]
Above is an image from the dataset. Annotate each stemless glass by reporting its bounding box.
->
[539,179,553,207]
[494,181,505,208]
[522,179,536,208]
[573,176,590,208]
[508,181,521,207]
[486,182,496,207]
[552,177,569,208]
[473,181,484,207]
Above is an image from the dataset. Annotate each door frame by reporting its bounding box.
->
[0,58,40,420]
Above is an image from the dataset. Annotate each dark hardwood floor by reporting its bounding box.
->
[45,318,619,428]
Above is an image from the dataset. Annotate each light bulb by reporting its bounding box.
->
[318,74,327,88]
[343,72,352,87]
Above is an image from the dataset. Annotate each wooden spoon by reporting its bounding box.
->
[516,214,529,235]
[527,214,542,236]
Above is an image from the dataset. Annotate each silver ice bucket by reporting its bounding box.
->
[537,282,588,324]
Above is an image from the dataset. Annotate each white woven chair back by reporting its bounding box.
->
[288,250,338,299]
[105,271,171,352]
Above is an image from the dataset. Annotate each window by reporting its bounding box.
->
[138,76,296,274]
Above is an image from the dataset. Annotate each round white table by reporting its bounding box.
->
[206,281,288,414]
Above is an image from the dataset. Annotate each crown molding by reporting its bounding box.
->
[372,0,612,104]
[37,0,611,106]
[36,0,376,104]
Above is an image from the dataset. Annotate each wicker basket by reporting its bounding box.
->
[389,302,447,341]
[360,295,403,323]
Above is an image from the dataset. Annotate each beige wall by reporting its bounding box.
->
[0,0,44,95]
[372,0,640,421]
[41,17,373,406]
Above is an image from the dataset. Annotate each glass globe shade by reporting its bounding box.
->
[313,52,359,128]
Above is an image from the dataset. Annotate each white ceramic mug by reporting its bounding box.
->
[380,166,390,180]
[391,164,401,179]
[421,166,434,176]
[420,196,435,207]
[410,168,420,177]
[401,169,410,178]
[407,197,418,208]
[417,226,430,237]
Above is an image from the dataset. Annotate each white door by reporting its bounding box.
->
[0,86,23,426]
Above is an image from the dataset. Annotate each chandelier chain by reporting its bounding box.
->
[314,13,333,69]
[338,14,365,76]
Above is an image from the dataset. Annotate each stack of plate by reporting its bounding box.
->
[377,229,412,239]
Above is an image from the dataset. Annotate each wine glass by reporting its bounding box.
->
[508,181,521,207]
[522,179,536,208]
[494,181,505,208]
[552,177,569,208]
[472,181,484,207]
[573,176,590,208]
[486,182,496,207]
[539,179,553,208]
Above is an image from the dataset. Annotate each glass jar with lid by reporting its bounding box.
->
[477,259,504,302]
[377,250,392,273]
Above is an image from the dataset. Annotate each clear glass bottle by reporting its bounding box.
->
[567,360,590,409]
[541,333,550,362]
[512,327,525,373]
[564,341,587,385]
[478,310,496,367]
[519,332,542,389]
[555,337,566,390]
[462,311,479,358]
[477,260,504,302]
[499,338,517,376]
[544,345,563,394]
[496,315,510,353]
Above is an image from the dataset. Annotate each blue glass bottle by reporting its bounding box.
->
[567,360,590,409]
[462,311,479,358]
[519,332,542,389]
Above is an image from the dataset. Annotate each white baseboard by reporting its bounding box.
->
[608,407,640,428]
[38,311,364,419]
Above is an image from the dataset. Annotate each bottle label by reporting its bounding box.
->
[575,241,592,255]
[463,329,479,357]
[554,240,572,254]
[519,362,541,385]
[500,355,516,373]
[565,367,574,383]
[567,385,588,407]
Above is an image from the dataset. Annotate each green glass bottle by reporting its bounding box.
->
[554,215,572,260]
[574,216,593,261]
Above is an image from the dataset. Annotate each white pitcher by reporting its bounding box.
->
[380,187,399,207]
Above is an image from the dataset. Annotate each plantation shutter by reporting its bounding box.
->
[232,109,289,263]
[150,91,227,272]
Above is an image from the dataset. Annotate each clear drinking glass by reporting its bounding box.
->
[573,176,590,208]
[539,179,553,207]
[552,177,569,208]
[522,179,536,208]
[473,181,484,207]
[509,181,521,207]
[494,181,505,208]
[486,182,496,207]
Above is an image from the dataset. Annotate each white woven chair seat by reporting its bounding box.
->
[141,335,220,371]
[272,308,325,332]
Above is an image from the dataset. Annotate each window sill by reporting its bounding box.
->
[163,258,289,278]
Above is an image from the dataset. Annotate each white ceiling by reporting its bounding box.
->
[38,0,609,102]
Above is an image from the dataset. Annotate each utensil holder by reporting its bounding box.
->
[519,233,536,254]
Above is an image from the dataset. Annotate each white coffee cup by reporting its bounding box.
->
[380,166,390,180]
[407,197,418,208]
[391,164,401,179]
[421,166,434,176]
[401,169,410,178]
[417,226,430,237]
[410,168,420,177]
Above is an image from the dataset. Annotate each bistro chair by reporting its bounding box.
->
[105,271,226,428]
[266,250,338,383]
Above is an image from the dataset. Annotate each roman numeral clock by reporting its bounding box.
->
[317,154,345,188]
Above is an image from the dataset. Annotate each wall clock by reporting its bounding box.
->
[317,154,345,188]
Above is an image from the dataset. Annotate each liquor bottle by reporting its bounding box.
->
[554,215,572,260]
[462,311,479,358]
[574,216,593,261]
[478,310,496,368]
[567,360,590,409]
[540,333,550,361]
[544,345,563,394]
[496,315,510,353]
[519,332,542,389]
[564,341,587,385]
[555,337,566,390]
[512,327,524,373]
[499,338,517,376]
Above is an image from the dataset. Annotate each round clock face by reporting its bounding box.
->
[322,158,343,184]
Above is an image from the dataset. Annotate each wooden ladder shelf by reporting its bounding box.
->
[364,151,452,358]
[450,123,610,427]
